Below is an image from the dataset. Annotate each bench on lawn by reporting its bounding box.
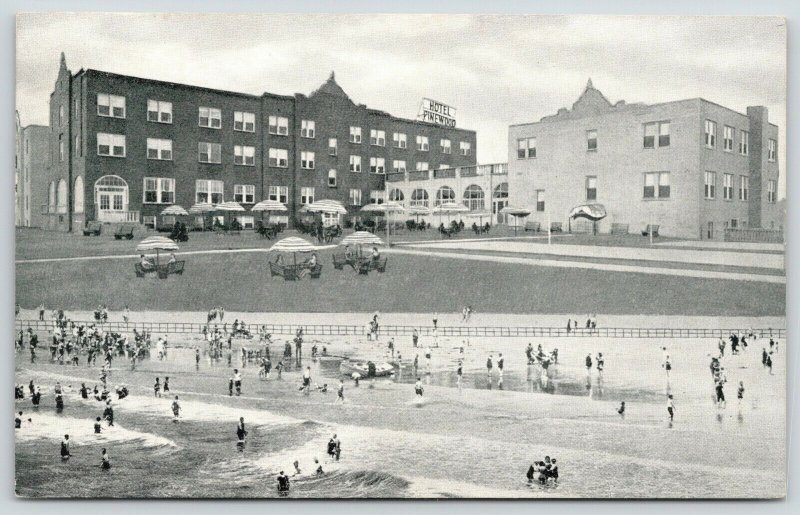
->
[83,221,102,236]
[269,261,298,281]
[114,225,135,240]
[610,223,629,235]
[641,224,660,237]
[550,222,563,232]
[157,261,185,279]
[134,262,158,277]
[524,221,541,232]
[357,257,388,275]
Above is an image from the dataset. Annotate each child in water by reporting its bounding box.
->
[415,378,424,397]
[171,396,181,422]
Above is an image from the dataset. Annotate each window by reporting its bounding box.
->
[268,148,288,168]
[388,188,405,203]
[410,188,429,208]
[329,138,337,156]
[196,179,224,204]
[268,116,289,135]
[198,142,222,163]
[460,141,471,156]
[300,151,315,169]
[393,132,407,148]
[739,131,749,156]
[144,177,175,204]
[234,145,255,166]
[416,162,429,171]
[768,139,777,162]
[463,184,485,211]
[723,173,734,200]
[199,107,222,128]
[723,126,734,151]
[370,129,386,146]
[147,100,173,123]
[350,126,362,143]
[300,187,315,205]
[301,120,315,138]
[74,131,80,154]
[435,186,456,207]
[147,138,173,160]
[704,171,716,199]
[536,190,545,212]
[97,94,126,118]
[349,189,362,206]
[767,180,776,203]
[73,176,84,214]
[349,155,362,172]
[59,136,65,161]
[517,138,536,158]
[393,160,407,173]
[370,157,385,174]
[234,111,256,132]
[268,186,288,204]
[327,169,337,187]
[59,105,64,126]
[704,120,717,148]
[234,184,255,204]
[143,215,156,229]
[739,176,749,201]
[586,130,597,151]
[369,190,385,204]
[730,219,738,229]
[416,135,429,151]
[440,139,451,154]
[586,176,597,200]
[97,133,126,157]
[643,121,670,149]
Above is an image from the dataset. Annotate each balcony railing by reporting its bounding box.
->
[386,172,406,183]
[433,168,457,179]
[97,210,140,223]
[408,170,431,181]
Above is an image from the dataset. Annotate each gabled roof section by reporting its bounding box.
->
[540,79,639,122]
[309,71,353,103]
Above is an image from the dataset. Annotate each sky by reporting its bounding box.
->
[16,13,787,197]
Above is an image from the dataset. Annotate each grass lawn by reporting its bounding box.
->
[15,248,784,316]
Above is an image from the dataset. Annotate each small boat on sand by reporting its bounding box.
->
[339,360,394,378]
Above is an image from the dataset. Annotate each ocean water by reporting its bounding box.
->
[15,332,786,498]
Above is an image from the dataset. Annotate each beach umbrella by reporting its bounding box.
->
[136,235,179,266]
[432,202,469,226]
[216,201,246,228]
[301,199,348,214]
[465,210,492,223]
[340,230,385,258]
[251,199,288,227]
[568,204,607,235]
[270,236,319,267]
[160,205,189,216]
[500,206,532,236]
[361,202,404,237]
[188,202,215,230]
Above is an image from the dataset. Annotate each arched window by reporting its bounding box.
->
[388,188,405,203]
[327,169,337,187]
[493,182,508,199]
[73,176,84,214]
[435,186,456,207]
[410,188,429,208]
[56,179,68,213]
[48,181,56,212]
[463,184,485,211]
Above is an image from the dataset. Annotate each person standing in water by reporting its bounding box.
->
[415,378,424,398]
[336,380,345,404]
[163,377,170,394]
[617,402,625,416]
[737,381,745,407]
[302,367,312,396]
[277,471,290,495]
[54,382,64,412]
[94,417,103,434]
[61,434,71,460]
[233,369,242,396]
[154,377,161,398]
[667,395,676,421]
[101,448,111,470]
[171,396,181,422]
[456,361,463,393]
[497,353,504,389]
[236,417,247,442]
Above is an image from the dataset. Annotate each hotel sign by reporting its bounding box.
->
[418,98,457,128]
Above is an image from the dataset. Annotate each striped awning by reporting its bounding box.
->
[251,200,288,213]
[341,231,385,246]
[136,235,179,252]
[160,205,189,216]
[405,205,431,215]
[270,237,318,253]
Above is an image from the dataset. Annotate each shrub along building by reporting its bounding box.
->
[508,79,781,239]
[43,53,477,232]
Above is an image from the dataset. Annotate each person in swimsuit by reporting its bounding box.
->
[415,378,424,397]
[94,417,103,434]
[667,395,675,421]
[54,382,64,412]
[596,353,605,374]
[585,354,593,374]
[336,380,345,404]
[277,471,290,495]
[233,369,242,396]
[15,411,23,429]
[164,377,170,393]
[302,367,311,395]
[236,417,247,442]
[61,434,71,460]
[456,361,463,393]
[617,401,625,416]
[171,396,181,422]
[154,377,161,398]
[737,381,745,406]
[101,448,111,470]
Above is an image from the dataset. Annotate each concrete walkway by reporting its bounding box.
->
[403,240,785,270]
[654,240,784,252]
[384,247,785,284]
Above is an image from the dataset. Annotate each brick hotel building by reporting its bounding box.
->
[42,53,476,231]
[508,80,781,239]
